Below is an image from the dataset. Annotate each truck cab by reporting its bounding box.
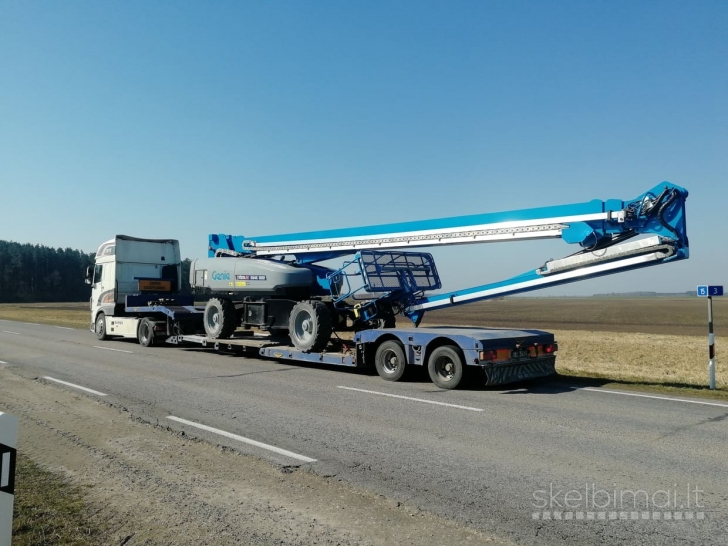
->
[86,235,182,339]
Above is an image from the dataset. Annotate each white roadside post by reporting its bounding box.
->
[0,412,18,546]
[698,285,723,390]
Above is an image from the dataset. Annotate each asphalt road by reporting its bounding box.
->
[1,319,726,545]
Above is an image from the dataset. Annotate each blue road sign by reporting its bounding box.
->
[698,285,723,297]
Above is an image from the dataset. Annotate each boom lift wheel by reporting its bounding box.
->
[137,318,155,347]
[203,297,237,339]
[374,340,408,381]
[288,300,332,352]
[95,312,108,341]
[427,345,465,389]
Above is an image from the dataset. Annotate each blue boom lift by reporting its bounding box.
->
[204,182,687,328]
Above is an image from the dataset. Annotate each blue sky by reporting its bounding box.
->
[1,1,726,296]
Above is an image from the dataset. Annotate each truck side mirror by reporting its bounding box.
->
[84,266,92,284]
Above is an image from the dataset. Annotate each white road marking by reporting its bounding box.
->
[0,360,7,364]
[1,330,19,335]
[93,345,133,354]
[43,376,108,396]
[338,386,484,412]
[24,322,41,326]
[166,416,317,463]
[54,326,74,330]
[583,387,728,408]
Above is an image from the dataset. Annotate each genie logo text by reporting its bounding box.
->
[211,271,231,282]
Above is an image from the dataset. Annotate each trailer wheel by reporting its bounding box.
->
[288,300,332,352]
[374,340,407,381]
[137,318,155,347]
[203,298,237,339]
[427,345,464,389]
[95,312,108,341]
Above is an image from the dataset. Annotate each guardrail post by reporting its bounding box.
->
[0,412,18,546]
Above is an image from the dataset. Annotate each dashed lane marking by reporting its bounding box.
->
[582,387,728,408]
[43,376,108,396]
[338,386,484,412]
[166,416,317,463]
[93,345,133,354]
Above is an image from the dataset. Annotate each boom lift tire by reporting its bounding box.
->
[288,300,332,352]
[137,318,155,347]
[203,297,237,339]
[374,340,408,381]
[95,312,108,341]
[427,345,465,389]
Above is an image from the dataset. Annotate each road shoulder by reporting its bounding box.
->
[0,367,506,546]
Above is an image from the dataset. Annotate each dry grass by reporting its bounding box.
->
[550,329,726,395]
[0,302,89,329]
[12,454,101,546]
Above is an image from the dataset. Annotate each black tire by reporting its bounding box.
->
[374,340,407,381]
[288,300,332,352]
[203,298,237,339]
[427,345,465,389]
[137,318,155,347]
[95,312,108,341]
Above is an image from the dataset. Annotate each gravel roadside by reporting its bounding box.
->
[0,367,508,546]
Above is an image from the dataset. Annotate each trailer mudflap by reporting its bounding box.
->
[481,357,556,386]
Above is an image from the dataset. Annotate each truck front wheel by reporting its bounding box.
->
[137,318,155,347]
[95,313,108,341]
[427,345,464,389]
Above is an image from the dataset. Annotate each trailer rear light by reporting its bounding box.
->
[544,343,558,354]
[479,350,497,361]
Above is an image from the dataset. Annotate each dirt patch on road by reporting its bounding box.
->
[0,367,506,546]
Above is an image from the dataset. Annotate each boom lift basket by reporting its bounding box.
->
[328,250,441,304]
[360,250,441,293]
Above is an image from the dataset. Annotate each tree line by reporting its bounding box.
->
[0,240,95,303]
[0,240,193,303]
